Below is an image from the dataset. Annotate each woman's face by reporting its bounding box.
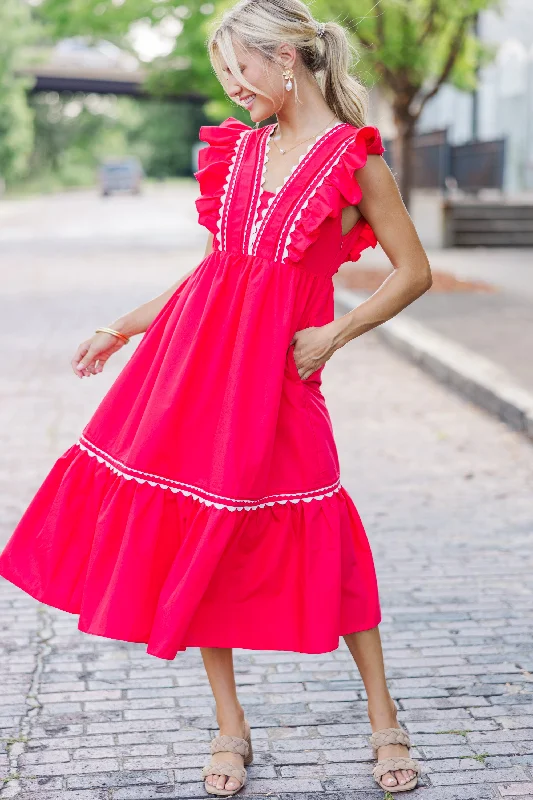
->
[219,39,287,123]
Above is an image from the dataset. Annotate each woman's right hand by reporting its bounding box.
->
[71,331,127,378]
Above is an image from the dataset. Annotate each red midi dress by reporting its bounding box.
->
[0,117,384,660]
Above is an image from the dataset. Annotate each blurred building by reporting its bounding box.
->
[418,0,533,193]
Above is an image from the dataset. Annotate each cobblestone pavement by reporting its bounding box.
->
[339,246,533,394]
[1,187,532,800]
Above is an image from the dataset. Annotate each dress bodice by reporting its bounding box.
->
[194,117,385,277]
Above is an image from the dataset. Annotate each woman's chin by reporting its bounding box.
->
[248,103,274,125]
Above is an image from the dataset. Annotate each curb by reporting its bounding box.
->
[334,287,533,442]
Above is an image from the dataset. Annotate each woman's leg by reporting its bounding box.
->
[200,647,247,792]
[343,627,416,789]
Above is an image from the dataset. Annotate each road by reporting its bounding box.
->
[1,185,532,800]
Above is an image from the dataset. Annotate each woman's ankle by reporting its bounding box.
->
[216,702,245,732]
[367,693,398,730]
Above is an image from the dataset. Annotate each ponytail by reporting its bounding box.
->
[310,21,368,128]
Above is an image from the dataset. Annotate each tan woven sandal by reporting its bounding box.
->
[202,718,253,796]
[369,726,420,792]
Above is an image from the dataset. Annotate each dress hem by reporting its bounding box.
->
[0,572,381,661]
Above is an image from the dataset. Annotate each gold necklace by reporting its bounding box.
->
[271,116,339,155]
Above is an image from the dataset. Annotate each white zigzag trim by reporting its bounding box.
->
[217,129,249,252]
[253,122,346,258]
[76,438,341,513]
[278,136,356,264]
[248,124,275,254]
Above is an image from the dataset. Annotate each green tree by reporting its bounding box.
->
[128,100,209,177]
[39,0,500,205]
[27,93,138,189]
[37,0,249,122]
[0,0,36,185]
[314,0,498,206]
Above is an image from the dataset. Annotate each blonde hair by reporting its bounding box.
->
[207,0,368,128]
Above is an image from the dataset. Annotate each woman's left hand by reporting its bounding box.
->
[290,321,340,380]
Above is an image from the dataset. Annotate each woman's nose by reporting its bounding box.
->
[226,77,243,99]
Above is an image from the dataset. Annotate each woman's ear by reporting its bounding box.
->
[275,42,297,70]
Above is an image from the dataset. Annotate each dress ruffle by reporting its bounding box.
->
[285,125,385,266]
[194,116,252,239]
[0,441,380,660]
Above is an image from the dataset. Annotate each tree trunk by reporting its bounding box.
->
[392,110,417,211]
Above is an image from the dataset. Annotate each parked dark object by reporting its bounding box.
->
[98,157,143,196]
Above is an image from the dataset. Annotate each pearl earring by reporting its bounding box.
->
[282,68,294,91]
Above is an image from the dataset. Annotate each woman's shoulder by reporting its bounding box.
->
[342,123,385,156]
[198,116,254,148]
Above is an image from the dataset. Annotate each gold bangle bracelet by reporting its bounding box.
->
[95,327,130,345]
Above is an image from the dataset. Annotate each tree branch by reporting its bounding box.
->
[417,0,442,47]
[351,27,375,49]
[375,0,385,47]
[416,13,475,116]
[348,18,400,92]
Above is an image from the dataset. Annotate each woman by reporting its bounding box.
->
[0,0,432,794]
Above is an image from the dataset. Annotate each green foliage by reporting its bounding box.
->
[312,0,499,118]
[24,0,500,199]
[37,0,156,40]
[36,0,257,124]
[25,93,131,189]
[37,0,499,127]
[436,729,473,736]
[0,0,38,184]
[128,100,209,177]
[12,91,210,194]
[459,753,489,763]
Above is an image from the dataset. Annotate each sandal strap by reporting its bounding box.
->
[202,761,247,783]
[373,756,420,781]
[210,734,250,758]
[369,727,411,750]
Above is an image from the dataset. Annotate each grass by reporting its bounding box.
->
[0,735,27,745]
[460,753,490,764]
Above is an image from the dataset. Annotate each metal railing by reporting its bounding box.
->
[383,130,506,191]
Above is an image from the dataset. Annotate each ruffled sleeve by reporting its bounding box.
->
[284,125,385,267]
[193,116,252,237]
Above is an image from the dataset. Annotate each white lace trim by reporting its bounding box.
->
[216,129,249,252]
[246,125,274,254]
[251,122,346,257]
[277,136,356,264]
[248,124,276,254]
[76,437,342,513]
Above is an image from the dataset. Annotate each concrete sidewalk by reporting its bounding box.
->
[336,246,533,439]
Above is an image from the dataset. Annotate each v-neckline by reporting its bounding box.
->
[258,120,347,200]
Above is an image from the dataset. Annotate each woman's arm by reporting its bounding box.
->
[72,233,214,377]
[291,159,432,380]
[109,232,214,338]
[331,157,432,349]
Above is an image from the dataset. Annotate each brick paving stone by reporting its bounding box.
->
[393,790,496,800]
[113,788,205,800]
[18,792,106,800]
[431,767,531,785]
[1,186,532,800]
[498,785,533,797]
[65,769,173,789]
[487,757,533,769]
